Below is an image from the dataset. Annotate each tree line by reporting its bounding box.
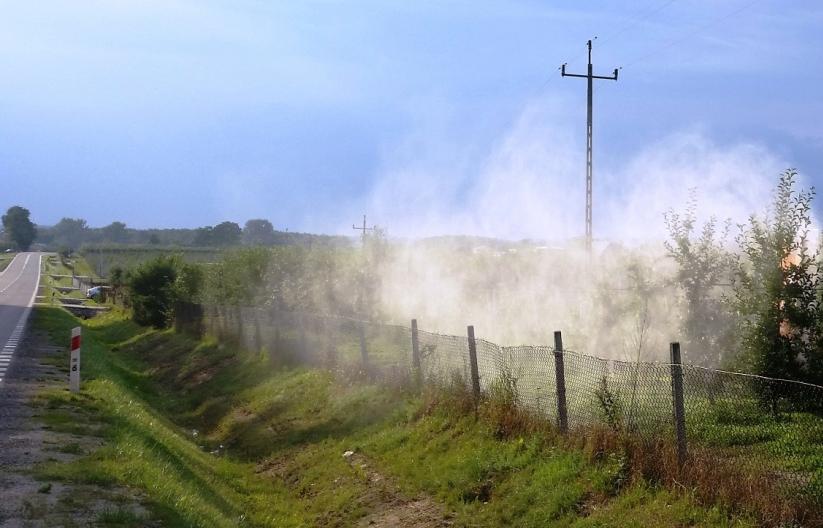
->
[0,214,350,251]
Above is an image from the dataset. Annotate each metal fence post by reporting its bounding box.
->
[359,322,369,372]
[670,342,687,470]
[411,319,421,386]
[553,331,569,434]
[467,325,481,402]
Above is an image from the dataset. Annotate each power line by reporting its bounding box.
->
[597,0,679,47]
[539,0,760,91]
[538,0,679,92]
[620,0,765,70]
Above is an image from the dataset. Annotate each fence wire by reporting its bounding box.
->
[178,302,823,508]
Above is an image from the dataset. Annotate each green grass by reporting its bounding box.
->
[38,254,110,308]
[0,252,16,272]
[33,307,307,527]
[30,306,758,527]
[97,507,148,526]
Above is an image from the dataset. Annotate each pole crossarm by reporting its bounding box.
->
[352,214,376,243]
[561,67,619,81]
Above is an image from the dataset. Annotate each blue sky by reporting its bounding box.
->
[1,1,822,240]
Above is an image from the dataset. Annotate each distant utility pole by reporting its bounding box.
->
[561,39,619,256]
[352,214,375,244]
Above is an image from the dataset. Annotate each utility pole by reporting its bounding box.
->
[561,39,619,256]
[352,214,376,318]
[352,214,375,245]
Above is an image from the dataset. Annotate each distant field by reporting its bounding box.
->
[81,245,223,277]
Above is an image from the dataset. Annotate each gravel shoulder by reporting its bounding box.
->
[0,324,152,527]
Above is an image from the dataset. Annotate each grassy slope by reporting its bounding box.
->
[32,306,754,527]
[0,252,16,272]
[40,254,84,301]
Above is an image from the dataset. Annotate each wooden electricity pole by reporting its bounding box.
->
[561,39,619,256]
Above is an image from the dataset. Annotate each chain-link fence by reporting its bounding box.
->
[175,302,823,516]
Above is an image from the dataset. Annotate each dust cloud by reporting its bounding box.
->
[357,101,797,362]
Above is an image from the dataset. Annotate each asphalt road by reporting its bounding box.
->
[0,252,43,383]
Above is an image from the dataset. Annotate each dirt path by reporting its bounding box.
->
[257,449,454,527]
[0,326,152,527]
[344,451,453,528]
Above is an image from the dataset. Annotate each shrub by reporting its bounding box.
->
[128,256,178,328]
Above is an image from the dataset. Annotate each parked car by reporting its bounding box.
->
[86,286,102,299]
[86,286,111,300]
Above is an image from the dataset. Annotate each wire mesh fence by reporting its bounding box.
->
[176,302,823,512]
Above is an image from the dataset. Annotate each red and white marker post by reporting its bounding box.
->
[70,326,81,392]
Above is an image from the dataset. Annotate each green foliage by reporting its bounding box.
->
[665,193,735,366]
[50,217,89,250]
[203,247,270,306]
[263,244,361,315]
[731,169,822,389]
[2,205,37,250]
[100,221,129,243]
[109,266,125,287]
[243,218,275,245]
[482,365,535,439]
[175,261,204,303]
[127,256,179,328]
[32,308,305,527]
[80,245,221,278]
[125,255,206,326]
[194,221,242,247]
[30,307,760,527]
[595,376,622,430]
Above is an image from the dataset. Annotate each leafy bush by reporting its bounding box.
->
[595,376,622,430]
[128,256,179,328]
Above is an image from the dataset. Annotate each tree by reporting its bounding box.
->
[127,256,178,328]
[664,194,734,366]
[101,221,129,243]
[175,263,204,303]
[732,169,821,391]
[193,226,214,246]
[243,219,275,246]
[51,218,89,250]
[109,265,125,303]
[212,221,242,246]
[2,206,37,250]
[203,248,270,306]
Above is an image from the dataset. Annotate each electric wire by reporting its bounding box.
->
[620,0,766,70]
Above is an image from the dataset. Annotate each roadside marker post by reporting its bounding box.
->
[70,326,81,392]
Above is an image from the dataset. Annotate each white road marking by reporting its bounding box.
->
[0,254,31,294]
[0,254,43,386]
